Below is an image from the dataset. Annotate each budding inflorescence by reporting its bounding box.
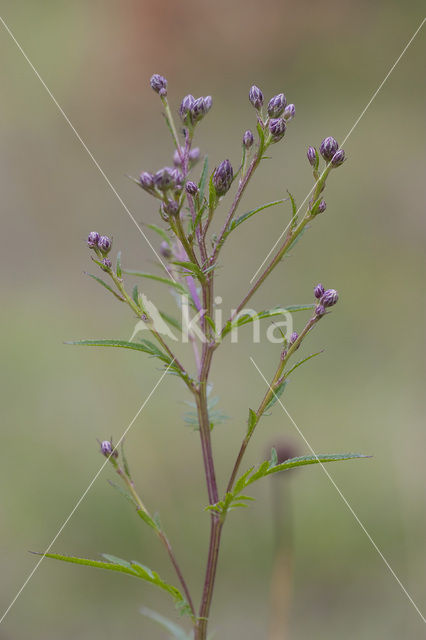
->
[180,94,212,126]
[150,73,168,97]
[213,159,234,197]
[314,283,339,315]
[100,440,118,459]
[87,232,112,256]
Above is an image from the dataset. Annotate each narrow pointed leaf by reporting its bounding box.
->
[147,223,172,245]
[85,273,125,301]
[226,199,288,238]
[123,271,187,295]
[116,251,122,278]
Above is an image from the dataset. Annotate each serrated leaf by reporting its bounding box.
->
[116,251,122,278]
[85,273,125,302]
[171,260,205,281]
[123,271,187,295]
[66,339,163,356]
[263,453,370,477]
[41,552,191,616]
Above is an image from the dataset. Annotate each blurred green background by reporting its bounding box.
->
[1,1,425,638]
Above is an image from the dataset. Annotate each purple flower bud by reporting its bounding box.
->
[87,231,100,248]
[98,235,112,255]
[321,288,339,307]
[153,167,175,191]
[319,136,339,161]
[191,97,206,122]
[203,96,212,112]
[180,94,195,122]
[269,118,286,142]
[315,304,326,317]
[162,200,179,216]
[283,104,295,121]
[331,149,346,167]
[160,241,172,259]
[249,85,263,110]
[289,331,298,345]
[186,181,199,196]
[100,440,118,458]
[314,283,325,299]
[101,257,112,270]
[150,74,167,95]
[243,130,254,149]
[267,93,286,118]
[213,159,233,196]
[318,199,327,213]
[139,171,154,191]
[307,146,318,168]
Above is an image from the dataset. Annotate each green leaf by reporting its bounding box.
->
[270,447,278,467]
[132,284,139,305]
[225,199,288,238]
[85,273,125,302]
[287,190,297,228]
[160,310,182,331]
[146,224,171,245]
[222,305,315,338]
[247,408,257,435]
[66,339,163,356]
[41,552,191,616]
[285,350,323,378]
[208,172,218,209]
[140,607,191,640]
[116,251,122,278]
[264,380,287,412]
[136,509,160,532]
[171,260,205,281]
[123,271,187,295]
[198,155,209,201]
[262,453,370,477]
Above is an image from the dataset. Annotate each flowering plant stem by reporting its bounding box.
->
[46,76,364,640]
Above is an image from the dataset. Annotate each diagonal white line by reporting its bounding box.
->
[0,15,174,280]
[0,363,173,625]
[250,17,426,284]
[250,356,426,625]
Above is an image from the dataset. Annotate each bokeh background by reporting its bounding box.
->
[1,1,425,638]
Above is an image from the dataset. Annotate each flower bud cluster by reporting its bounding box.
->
[87,232,112,255]
[139,166,184,218]
[248,85,295,145]
[308,137,346,169]
[314,283,339,316]
[180,94,212,126]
